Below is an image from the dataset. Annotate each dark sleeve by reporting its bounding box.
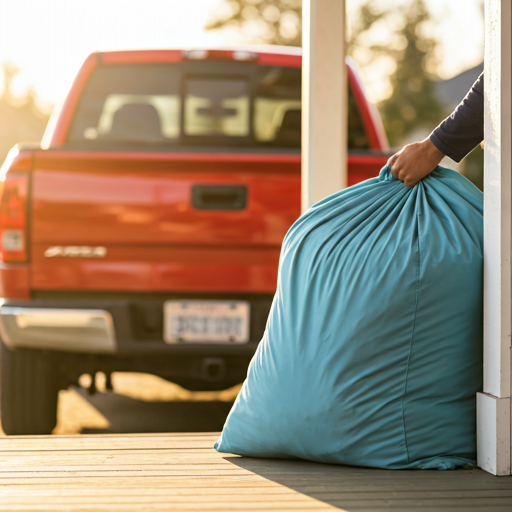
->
[429,72,484,163]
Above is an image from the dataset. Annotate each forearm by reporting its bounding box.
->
[429,73,484,162]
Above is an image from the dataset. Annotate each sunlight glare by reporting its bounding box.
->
[0,0,484,106]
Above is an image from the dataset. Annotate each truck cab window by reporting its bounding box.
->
[84,94,180,142]
[254,67,302,146]
[184,78,250,137]
[67,62,370,150]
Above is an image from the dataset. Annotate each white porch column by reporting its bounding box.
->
[477,0,512,476]
[302,0,347,213]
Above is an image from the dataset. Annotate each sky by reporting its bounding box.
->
[0,0,484,107]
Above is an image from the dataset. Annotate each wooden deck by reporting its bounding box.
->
[0,433,511,511]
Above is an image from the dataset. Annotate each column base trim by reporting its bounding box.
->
[476,392,511,475]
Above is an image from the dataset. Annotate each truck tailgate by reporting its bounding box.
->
[30,151,301,293]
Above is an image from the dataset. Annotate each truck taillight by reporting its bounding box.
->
[0,173,29,262]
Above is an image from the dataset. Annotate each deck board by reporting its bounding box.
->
[0,434,511,511]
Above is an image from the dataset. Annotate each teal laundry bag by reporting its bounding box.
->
[215,165,483,469]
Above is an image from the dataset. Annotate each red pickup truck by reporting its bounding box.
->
[0,47,389,435]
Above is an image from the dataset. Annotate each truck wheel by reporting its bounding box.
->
[0,341,60,435]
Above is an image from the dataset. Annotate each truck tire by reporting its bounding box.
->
[0,341,60,435]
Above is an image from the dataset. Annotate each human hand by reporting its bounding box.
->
[387,138,445,187]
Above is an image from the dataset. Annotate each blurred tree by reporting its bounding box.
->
[207,0,446,145]
[205,0,382,54]
[206,0,302,47]
[376,0,445,145]
[1,62,20,102]
[0,62,50,164]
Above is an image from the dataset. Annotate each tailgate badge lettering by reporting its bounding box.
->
[44,246,107,258]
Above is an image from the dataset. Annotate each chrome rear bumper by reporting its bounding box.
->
[0,307,117,353]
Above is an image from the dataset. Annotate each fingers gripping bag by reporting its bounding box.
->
[215,166,483,469]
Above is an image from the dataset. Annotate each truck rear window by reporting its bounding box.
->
[184,77,250,137]
[68,62,369,150]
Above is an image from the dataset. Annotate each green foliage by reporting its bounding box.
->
[376,1,446,145]
[207,0,446,145]
[205,0,377,53]
[206,0,302,47]
[461,144,484,191]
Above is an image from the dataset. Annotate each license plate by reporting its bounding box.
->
[163,300,250,344]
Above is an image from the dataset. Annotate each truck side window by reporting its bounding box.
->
[348,88,370,150]
[255,67,302,146]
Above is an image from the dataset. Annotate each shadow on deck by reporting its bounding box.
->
[74,386,233,433]
[226,456,512,511]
